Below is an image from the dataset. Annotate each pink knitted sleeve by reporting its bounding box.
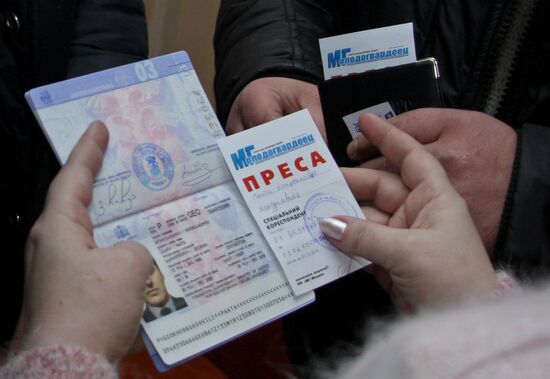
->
[0,345,118,379]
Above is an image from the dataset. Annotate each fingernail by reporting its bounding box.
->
[319,218,347,240]
[85,120,103,136]
[89,120,104,128]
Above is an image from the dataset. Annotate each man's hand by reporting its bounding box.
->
[226,77,326,139]
[15,122,153,363]
[347,108,517,253]
[321,113,498,311]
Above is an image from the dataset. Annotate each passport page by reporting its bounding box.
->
[27,51,229,227]
[26,52,314,370]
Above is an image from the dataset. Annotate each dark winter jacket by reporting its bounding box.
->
[0,0,148,342]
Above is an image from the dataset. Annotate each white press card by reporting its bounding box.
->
[319,23,416,79]
[218,110,369,295]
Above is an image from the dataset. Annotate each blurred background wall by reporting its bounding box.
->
[144,1,221,106]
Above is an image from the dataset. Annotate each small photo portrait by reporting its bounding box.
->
[143,261,187,323]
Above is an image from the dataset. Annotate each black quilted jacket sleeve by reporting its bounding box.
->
[495,125,550,278]
[67,0,149,77]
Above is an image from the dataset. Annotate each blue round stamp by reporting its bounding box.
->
[304,192,359,250]
[132,143,174,191]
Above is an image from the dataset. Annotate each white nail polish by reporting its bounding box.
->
[319,218,347,240]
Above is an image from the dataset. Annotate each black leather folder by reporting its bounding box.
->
[318,58,444,166]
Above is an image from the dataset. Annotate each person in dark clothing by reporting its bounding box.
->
[214,0,550,375]
[0,0,148,345]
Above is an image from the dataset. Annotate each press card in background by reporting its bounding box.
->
[319,22,416,79]
[217,109,368,296]
[26,51,314,371]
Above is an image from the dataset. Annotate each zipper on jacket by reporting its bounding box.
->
[477,0,538,117]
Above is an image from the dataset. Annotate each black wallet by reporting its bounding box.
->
[318,58,444,167]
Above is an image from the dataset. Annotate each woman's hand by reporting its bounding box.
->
[14,122,153,363]
[321,113,497,311]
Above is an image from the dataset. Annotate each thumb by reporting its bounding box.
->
[107,240,154,280]
[305,103,327,142]
[320,216,408,270]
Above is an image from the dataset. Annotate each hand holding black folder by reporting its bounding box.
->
[319,58,443,167]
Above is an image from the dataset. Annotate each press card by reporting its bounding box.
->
[26,51,314,371]
[319,22,416,79]
[217,110,369,296]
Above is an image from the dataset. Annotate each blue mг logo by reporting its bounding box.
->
[231,145,255,170]
[230,134,316,171]
[327,47,410,68]
[327,48,351,68]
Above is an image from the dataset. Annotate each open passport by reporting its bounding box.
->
[25,51,366,371]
